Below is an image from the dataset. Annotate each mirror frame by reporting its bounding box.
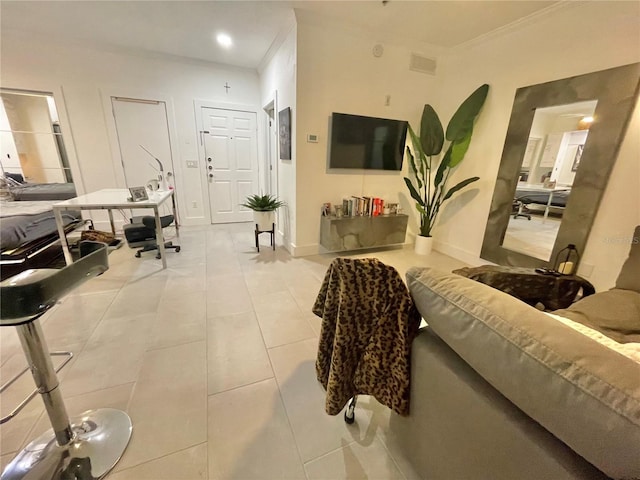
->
[481,63,640,269]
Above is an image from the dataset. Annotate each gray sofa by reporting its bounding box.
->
[388,227,640,479]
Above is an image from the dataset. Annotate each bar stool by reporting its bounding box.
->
[0,241,132,480]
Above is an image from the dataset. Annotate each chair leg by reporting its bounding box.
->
[2,318,132,480]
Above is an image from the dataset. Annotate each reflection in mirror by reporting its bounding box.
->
[481,63,640,270]
[0,89,74,188]
[502,100,597,260]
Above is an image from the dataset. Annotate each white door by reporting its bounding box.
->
[267,109,278,196]
[111,97,176,190]
[201,107,258,223]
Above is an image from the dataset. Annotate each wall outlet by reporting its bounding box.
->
[579,263,594,277]
[186,160,198,168]
[307,134,318,143]
[191,201,197,208]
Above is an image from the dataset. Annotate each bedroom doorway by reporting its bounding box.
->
[200,106,258,224]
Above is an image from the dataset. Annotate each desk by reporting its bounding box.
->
[53,188,177,269]
[515,184,570,222]
[453,265,595,310]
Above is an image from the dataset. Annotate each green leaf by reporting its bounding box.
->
[405,146,422,190]
[408,125,430,171]
[448,126,473,168]
[442,177,480,201]
[404,177,425,206]
[434,144,452,187]
[420,105,444,156]
[446,84,489,142]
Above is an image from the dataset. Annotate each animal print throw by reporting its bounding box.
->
[313,258,421,416]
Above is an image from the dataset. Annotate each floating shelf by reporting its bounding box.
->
[320,214,408,252]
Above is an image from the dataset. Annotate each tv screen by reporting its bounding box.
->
[329,113,408,170]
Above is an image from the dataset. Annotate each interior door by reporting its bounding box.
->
[201,107,258,223]
[111,97,175,190]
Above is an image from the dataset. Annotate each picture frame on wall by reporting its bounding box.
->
[279,107,291,160]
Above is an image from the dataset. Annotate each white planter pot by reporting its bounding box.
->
[254,211,275,232]
[414,235,433,255]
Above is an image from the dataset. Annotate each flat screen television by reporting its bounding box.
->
[329,113,408,170]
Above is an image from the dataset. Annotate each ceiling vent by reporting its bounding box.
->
[409,53,437,75]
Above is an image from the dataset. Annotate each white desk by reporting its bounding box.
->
[53,188,178,269]
[516,184,571,222]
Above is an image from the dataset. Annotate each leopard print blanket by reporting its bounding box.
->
[313,257,421,416]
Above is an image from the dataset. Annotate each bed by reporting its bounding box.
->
[1,200,83,280]
[9,182,77,201]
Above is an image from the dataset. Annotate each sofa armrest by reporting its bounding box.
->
[406,267,640,479]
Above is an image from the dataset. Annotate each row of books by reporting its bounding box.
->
[342,196,388,217]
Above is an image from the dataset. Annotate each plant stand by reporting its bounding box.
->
[255,223,275,252]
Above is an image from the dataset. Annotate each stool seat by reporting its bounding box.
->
[0,241,132,480]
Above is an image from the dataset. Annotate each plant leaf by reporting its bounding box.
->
[420,105,444,156]
[408,124,430,171]
[405,146,422,190]
[442,177,480,201]
[434,144,452,187]
[404,177,425,207]
[448,126,473,168]
[445,84,489,142]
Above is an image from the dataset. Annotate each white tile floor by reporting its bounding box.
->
[0,223,467,479]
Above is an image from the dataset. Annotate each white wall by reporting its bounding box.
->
[294,19,443,254]
[0,31,261,227]
[431,1,640,289]
[259,19,298,250]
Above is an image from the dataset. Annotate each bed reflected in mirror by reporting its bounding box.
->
[502,101,597,260]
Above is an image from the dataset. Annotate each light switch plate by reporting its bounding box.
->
[307,134,318,143]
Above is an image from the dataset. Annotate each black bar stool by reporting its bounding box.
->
[0,241,132,480]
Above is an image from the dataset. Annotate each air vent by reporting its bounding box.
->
[409,53,437,75]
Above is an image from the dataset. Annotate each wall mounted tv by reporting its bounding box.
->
[329,113,408,170]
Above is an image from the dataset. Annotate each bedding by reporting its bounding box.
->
[9,182,77,201]
[0,200,81,251]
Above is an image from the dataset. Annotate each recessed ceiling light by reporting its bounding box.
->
[217,33,232,49]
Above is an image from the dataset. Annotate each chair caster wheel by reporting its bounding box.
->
[135,252,141,258]
[156,254,161,260]
[175,246,181,253]
[344,409,355,424]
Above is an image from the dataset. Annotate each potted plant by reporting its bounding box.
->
[404,84,489,255]
[241,193,284,232]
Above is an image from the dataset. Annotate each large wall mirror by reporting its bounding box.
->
[481,63,640,269]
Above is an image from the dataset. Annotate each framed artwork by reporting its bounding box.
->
[128,186,148,202]
[279,107,291,160]
[571,144,584,172]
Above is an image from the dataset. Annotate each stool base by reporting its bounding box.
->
[1,408,132,480]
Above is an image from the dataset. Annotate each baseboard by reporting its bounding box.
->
[432,239,489,267]
[290,243,320,257]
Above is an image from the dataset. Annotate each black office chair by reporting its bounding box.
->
[123,215,181,259]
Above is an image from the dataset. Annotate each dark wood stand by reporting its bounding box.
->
[255,223,275,252]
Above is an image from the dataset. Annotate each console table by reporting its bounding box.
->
[320,214,408,252]
[453,265,595,310]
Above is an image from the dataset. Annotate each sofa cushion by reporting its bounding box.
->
[407,267,640,480]
[616,225,640,293]
[554,289,640,343]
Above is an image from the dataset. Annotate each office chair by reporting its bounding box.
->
[123,215,181,259]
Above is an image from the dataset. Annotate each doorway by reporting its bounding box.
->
[201,106,258,224]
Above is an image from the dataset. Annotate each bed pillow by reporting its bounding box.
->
[407,266,640,480]
[616,225,640,293]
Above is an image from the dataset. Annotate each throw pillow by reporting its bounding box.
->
[616,225,640,293]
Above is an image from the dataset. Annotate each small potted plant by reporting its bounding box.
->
[241,193,284,231]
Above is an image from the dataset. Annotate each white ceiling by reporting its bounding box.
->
[0,0,559,69]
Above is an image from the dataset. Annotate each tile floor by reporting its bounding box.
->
[0,223,467,479]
